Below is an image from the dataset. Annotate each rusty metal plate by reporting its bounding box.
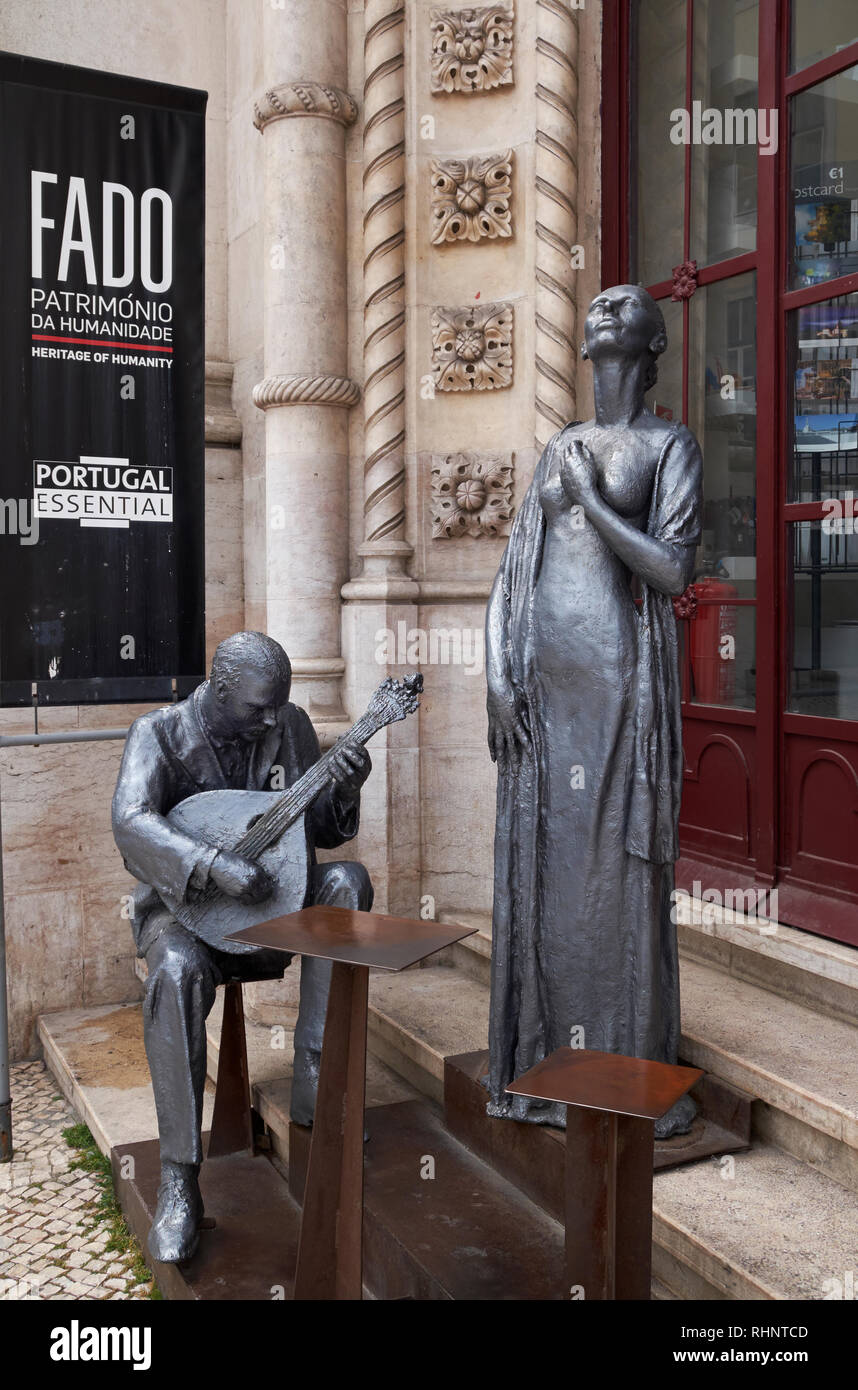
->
[506,1047,702,1121]
[227,904,475,971]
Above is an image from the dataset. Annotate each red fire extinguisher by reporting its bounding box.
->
[689,574,738,704]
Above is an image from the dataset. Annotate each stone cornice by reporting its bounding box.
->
[341,577,493,602]
[204,359,241,446]
[253,81,358,131]
[252,373,361,410]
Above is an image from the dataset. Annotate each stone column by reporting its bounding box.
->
[535,0,579,449]
[348,0,415,597]
[252,0,359,724]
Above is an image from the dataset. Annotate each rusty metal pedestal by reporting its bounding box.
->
[507,1048,702,1301]
[227,904,475,1301]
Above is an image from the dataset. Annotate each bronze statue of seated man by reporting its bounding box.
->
[112,630,372,1264]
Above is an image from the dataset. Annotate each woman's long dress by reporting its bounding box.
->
[486,418,703,1121]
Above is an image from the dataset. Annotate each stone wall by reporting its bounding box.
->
[340,0,603,923]
[0,0,603,1051]
[0,0,243,1056]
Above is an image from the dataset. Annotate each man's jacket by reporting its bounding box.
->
[112,683,359,952]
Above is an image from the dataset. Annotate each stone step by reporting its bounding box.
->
[439,1052,858,1302]
[368,963,489,1105]
[287,1098,568,1300]
[38,1003,215,1157]
[440,905,858,1028]
[675,898,858,1027]
[365,959,858,1194]
[438,910,492,984]
[36,994,418,1168]
[203,990,421,1166]
[652,1139,858,1301]
[679,957,858,1194]
[38,999,858,1301]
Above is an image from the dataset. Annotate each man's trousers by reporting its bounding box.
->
[141,860,373,1165]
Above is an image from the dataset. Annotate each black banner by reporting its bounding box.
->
[0,52,206,706]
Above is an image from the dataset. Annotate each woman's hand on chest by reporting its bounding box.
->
[559,435,600,506]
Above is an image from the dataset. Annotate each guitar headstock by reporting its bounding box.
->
[367,672,424,728]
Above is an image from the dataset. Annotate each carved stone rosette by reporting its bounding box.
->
[362,0,408,552]
[535,0,578,448]
[431,451,514,538]
[253,82,358,131]
[431,301,513,392]
[430,150,513,244]
[430,4,515,93]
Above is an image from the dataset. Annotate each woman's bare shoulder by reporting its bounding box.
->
[550,419,590,449]
[635,409,697,450]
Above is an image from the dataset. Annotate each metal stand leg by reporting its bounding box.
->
[293,961,368,1300]
[208,982,254,1158]
[565,1108,654,1300]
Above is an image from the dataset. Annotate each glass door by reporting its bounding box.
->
[780,21,858,934]
[606,0,858,943]
[629,0,768,887]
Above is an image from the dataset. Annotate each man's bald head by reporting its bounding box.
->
[208,632,291,741]
[211,632,291,691]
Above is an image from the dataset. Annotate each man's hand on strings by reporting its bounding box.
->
[329,742,371,797]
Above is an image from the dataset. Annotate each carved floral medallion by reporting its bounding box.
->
[430,151,513,244]
[431,452,514,538]
[430,5,515,93]
[431,301,513,391]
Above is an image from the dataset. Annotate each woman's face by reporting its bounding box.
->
[584,286,664,364]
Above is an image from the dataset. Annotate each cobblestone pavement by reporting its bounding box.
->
[0,1061,150,1300]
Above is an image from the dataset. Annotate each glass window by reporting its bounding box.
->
[790,65,858,290]
[688,273,757,593]
[690,0,759,266]
[789,291,858,502]
[646,297,683,423]
[788,521,858,720]
[686,272,757,709]
[632,0,687,285]
[791,1,858,76]
[682,599,756,710]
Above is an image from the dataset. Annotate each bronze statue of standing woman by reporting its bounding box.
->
[486,285,703,1138]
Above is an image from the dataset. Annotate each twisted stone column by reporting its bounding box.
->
[340,0,417,917]
[253,2,359,720]
[535,0,579,449]
[354,0,414,590]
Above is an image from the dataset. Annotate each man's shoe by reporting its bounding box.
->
[290,1046,321,1127]
[148,1161,203,1264]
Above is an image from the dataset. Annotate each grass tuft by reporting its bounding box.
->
[62,1123,161,1298]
